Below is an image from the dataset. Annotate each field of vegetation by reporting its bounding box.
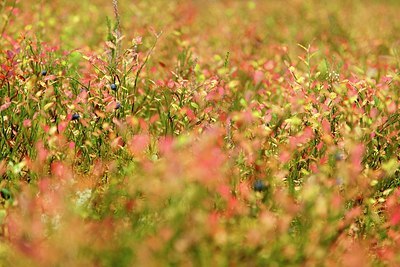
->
[1,0,400,266]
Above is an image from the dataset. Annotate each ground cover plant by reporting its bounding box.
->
[1,0,400,266]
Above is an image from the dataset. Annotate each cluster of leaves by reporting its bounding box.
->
[1,0,400,266]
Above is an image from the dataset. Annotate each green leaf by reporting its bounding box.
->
[190,102,199,110]
[382,158,399,176]
[0,210,6,224]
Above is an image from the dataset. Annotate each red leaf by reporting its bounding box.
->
[44,75,57,81]
[253,70,264,84]
[390,209,400,226]
[321,118,331,134]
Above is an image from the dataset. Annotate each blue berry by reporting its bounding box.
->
[41,70,47,76]
[110,83,117,91]
[253,179,266,192]
[71,113,80,120]
[335,152,344,161]
[335,177,344,186]
[115,102,121,109]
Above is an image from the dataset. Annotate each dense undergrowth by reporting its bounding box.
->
[1,0,400,266]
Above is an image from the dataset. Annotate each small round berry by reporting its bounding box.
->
[335,177,344,186]
[110,83,117,91]
[71,113,80,121]
[41,70,47,76]
[115,102,121,109]
[253,179,266,192]
[334,152,344,161]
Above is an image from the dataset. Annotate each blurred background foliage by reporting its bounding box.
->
[7,0,400,60]
[1,0,400,266]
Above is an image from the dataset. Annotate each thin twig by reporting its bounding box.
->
[112,0,122,58]
[0,0,17,36]
[131,33,162,113]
